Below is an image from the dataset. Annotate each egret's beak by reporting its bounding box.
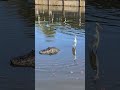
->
[96,23,103,30]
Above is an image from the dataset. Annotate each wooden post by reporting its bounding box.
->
[48,0,49,6]
[62,5,65,22]
[79,0,81,7]
[62,0,64,6]
[79,7,82,26]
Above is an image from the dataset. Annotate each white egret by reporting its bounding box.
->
[72,35,77,62]
[73,35,77,47]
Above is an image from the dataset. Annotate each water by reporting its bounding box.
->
[0,1,34,90]
[35,5,85,89]
[86,2,120,90]
[1,0,120,90]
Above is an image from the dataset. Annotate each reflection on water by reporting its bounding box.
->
[89,23,102,80]
[89,49,99,79]
[86,1,120,90]
[35,5,85,84]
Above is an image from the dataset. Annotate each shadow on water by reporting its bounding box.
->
[0,0,34,90]
[86,1,120,90]
[7,0,35,38]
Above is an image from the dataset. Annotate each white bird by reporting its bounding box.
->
[72,47,77,60]
[72,35,77,62]
[73,35,77,47]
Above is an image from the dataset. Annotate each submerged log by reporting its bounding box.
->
[39,47,60,55]
[10,50,35,68]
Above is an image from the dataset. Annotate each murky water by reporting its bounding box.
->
[86,2,120,90]
[35,5,85,81]
[0,1,34,90]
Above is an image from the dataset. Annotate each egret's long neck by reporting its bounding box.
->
[73,35,77,47]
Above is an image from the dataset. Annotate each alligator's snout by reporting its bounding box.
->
[39,47,60,55]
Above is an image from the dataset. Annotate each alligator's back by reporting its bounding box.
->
[10,50,35,68]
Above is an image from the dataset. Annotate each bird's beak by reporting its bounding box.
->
[96,23,103,30]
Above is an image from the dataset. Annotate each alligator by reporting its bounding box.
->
[10,50,35,68]
[39,47,60,55]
